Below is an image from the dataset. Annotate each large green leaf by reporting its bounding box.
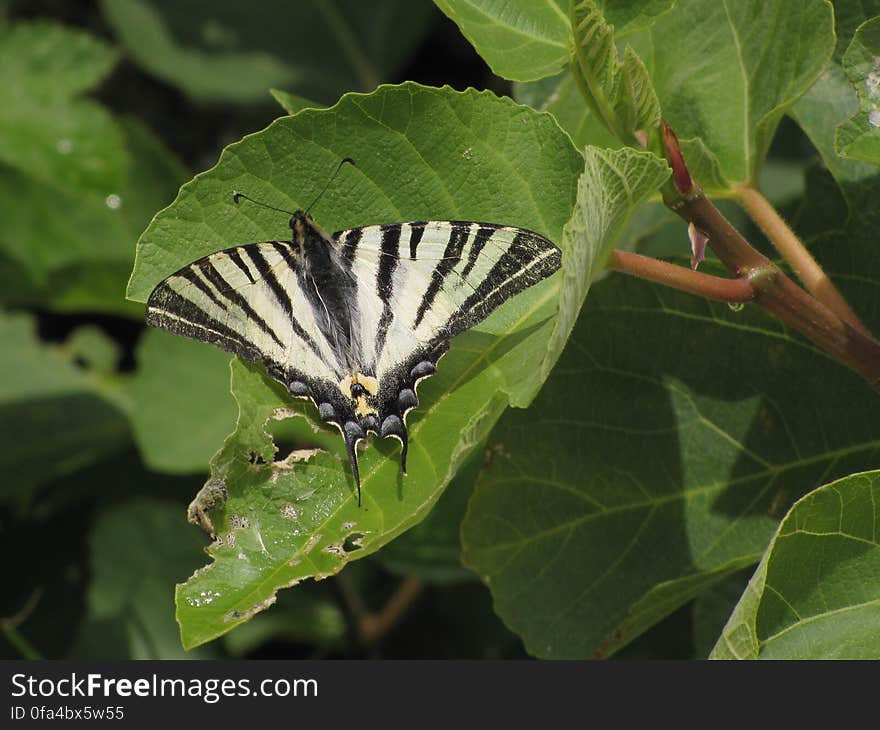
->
[514,73,622,151]
[124,84,587,647]
[434,0,571,82]
[836,17,880,166]
[378,445,484,584]
[647,0,834,186]
[512,2,833,194]
[434,0,673,82]
[711,471,880,659]
[461,177,880,657]
[0,311,131,500]
[0,22,125,197]
[101,0,433,104]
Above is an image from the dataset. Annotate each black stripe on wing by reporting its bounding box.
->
[147,281,270,368]
[413,221,471,328]
[408,221,427,259]
[374,223,401,360]
[237,243,326,362]
[145,240,323,379]
[194,258,285,350]
[444,228,560,337]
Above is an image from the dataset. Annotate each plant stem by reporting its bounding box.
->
[609,250,755,302]
[666,189,880,387]
[316,1,380,91]
[735,184,871,337]
[1,589,44,660]
[1,624,42,660]
[358,576,424,645]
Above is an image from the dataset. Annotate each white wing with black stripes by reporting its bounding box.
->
[146,211,561,503]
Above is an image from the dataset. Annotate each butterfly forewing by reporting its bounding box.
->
[146,241,342,389]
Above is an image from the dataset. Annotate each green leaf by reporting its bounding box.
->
[378,446,484,584]
[462,190,880,657]
[515,73,622,151]
[434,0,570,81]
[270,89,323,115]
[125,84,582,647]
[434,0,673,83]
[832,0,880,61]
[691,568,751,658]
[569,1,661,142]
[836,17,880,166]
[711,471,880,659]
[0,22,126,197]
[543,146,669,378]
[598,0,675,36]
[100,0,434,104]
[605,557,756,658]
[790,63,878,200]
[87,498,219,658]
[515,2,830,192]
[0,113,186,317]
[647,0,834,185]
[0,311,130,500]
[129,330,238,474]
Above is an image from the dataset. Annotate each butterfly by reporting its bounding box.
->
[146,172,561,504]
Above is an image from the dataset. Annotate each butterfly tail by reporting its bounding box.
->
[343,423,364,506]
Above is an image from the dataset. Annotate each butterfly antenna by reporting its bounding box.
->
[305,157,356,215]
[231,192,295,216]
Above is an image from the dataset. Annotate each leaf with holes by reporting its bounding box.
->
[125,83,592,647]
[836,17,880,167]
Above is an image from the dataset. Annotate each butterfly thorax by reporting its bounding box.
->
[292,212,364,374]
[291,212,377,423]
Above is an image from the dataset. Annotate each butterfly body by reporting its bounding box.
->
[147,207,561,502]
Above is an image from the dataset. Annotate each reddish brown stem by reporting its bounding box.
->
[667,192,880,387]
[609,250,755,303]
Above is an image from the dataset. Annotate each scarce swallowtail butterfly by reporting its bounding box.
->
[146,165,562,504]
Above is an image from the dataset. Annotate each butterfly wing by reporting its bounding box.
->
[146,240,347,405]
[335,220,561,468]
